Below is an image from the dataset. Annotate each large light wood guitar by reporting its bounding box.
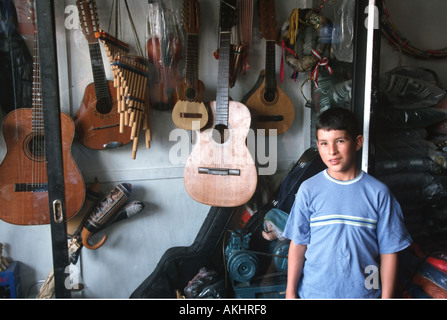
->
[0,4,85,225]
[184,0,257,207]
[242,0,294,135]
[172,0,208,130]
[74,0,132,150]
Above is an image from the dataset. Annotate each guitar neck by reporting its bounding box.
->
[265,40,277,90]
[185,33,199,87]
[215,31,231,127]
[88,42,111,101]
[32,31,44,134]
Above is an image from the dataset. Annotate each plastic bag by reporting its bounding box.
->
[146,0,184,111]
[331,0,355,63]
[380,67,446,110]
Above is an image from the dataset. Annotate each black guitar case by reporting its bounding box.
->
[130,206,239,298]
[274,148,326,214]
[0,0,32,115]
[130,148,325,298]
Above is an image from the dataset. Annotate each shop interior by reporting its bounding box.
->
[0,0,446,299]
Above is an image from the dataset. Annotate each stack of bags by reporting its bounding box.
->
[399,244,447,298]
[375,66,447,248]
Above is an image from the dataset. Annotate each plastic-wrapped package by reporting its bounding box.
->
[379,67,446,110]
[330,0,354,63]
[146,0,184,111]
[375,139,437,161]
[377,106,447,130]
[375,158,441,176]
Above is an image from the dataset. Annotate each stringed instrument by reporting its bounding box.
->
[147,0,182,111]
[172,0,208,130]
[242,0,294,136]
[74,0,132,150]
[184,0,257,208]
[0,3,85,225]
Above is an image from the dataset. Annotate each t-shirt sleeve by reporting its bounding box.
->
[376,191,412,254]
[283,187,311,245]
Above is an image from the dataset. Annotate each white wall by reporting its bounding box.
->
[1,0,312,298]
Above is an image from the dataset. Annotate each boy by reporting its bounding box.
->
[284,107,412,299]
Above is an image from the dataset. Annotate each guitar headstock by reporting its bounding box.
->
[26,0,36,29]
[77,0,100,44]
[183,0,200,34]
[219,0,237,32]
[259,0,277,41]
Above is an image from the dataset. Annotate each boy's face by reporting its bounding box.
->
[316,129,364,181]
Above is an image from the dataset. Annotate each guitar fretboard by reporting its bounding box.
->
[265,40,277,91]
[88,42,112,111]
[215,31,231,127]
[32,31,44,134]
[185,33,199,88]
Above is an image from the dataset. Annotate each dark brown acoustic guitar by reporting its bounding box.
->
[172,0,208,130]
[0,3,85,225]
[74,0,132,150]
[184,0,257,207]
[242,0,294,136]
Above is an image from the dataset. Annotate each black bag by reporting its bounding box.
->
[130,206,238,298]
[274,148,326,214]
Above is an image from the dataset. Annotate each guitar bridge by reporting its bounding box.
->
[15,183,48,193]
[257,115,284,122]
[180,113,203,119]
[198,167,240,176]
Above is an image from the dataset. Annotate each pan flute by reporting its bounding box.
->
[112,54,151,159]
[97,30,151,159]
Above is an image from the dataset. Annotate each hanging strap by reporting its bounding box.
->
[239,0,253,72]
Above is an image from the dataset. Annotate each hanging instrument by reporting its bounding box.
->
[0,2,85,225]
[242,0,294,136]
[183,0,257,208]
[172,0,208,130]
[74,0,132,150]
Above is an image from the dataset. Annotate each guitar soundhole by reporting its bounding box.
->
[212,124,230,144]
[264,89,276,103]
[185,87,196,100]
[96,97,113,115]
[24,133,46,162]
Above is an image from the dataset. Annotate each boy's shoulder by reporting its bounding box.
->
[303,170,390,192]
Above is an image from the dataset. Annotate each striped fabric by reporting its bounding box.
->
[310,214,377,229]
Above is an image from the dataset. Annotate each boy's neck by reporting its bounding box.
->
[326,167,360,182]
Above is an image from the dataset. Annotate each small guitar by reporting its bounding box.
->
[74,0,131,150]
[184,0,257,208]
[242,0,294,136]
[0,3,85,225]
[172,0,208,130]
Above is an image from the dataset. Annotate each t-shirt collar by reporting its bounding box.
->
[323,169,364,185]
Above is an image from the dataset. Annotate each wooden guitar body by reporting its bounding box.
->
[243,0,294,136]
[75,81,131,150]
[244,71,295,135]
[184,100,257,207]
[0,109,85,225]
[172,79,208,130]
[172,0,208,130]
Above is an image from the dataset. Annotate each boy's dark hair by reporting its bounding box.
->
[316,107,361,140]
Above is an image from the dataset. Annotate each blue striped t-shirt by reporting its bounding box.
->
[283,170,412,298]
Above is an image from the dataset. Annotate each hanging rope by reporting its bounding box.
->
[382,0,447,59]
